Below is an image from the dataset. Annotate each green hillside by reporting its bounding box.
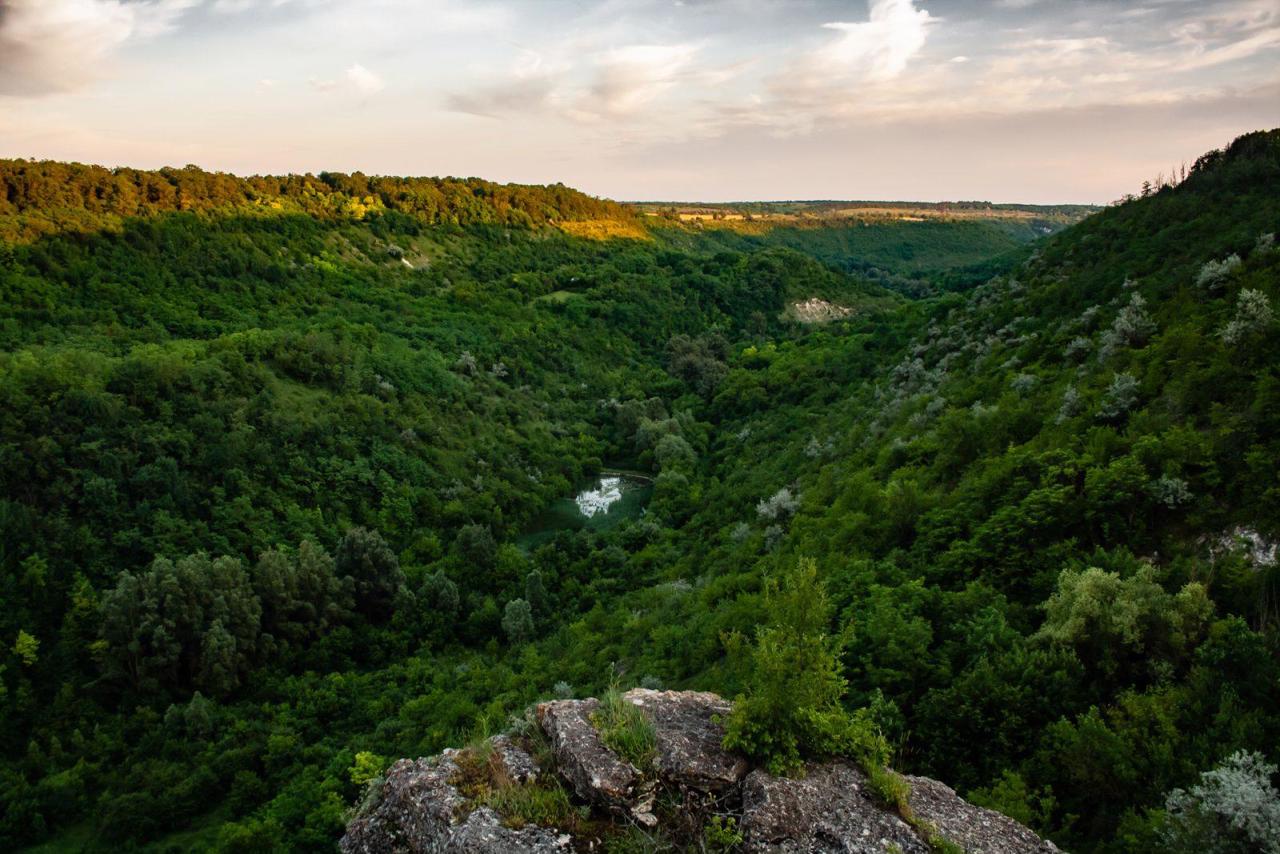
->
[1,130,1278,853]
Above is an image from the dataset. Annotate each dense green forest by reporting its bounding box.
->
[1,131,1278,853]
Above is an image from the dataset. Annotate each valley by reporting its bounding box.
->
[0,130,1278,853]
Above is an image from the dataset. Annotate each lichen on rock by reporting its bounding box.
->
[340,690,1059,854]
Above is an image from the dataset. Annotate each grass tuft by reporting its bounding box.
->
[590,687,657,771]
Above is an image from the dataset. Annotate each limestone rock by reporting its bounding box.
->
[905,775,1061,854]
[344,691,1061,854]
[490,734,539,785]
[536,697,639,808]
[623,688,749,791]
[740,760,928,853]
[339,751,570,854]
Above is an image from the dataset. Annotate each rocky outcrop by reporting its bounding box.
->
[339,749,571,854]
[740,761,927,853]
[905,776,1060,854]
[537,697,640,810]
[627,688,749,790]
[341,690,1059,854]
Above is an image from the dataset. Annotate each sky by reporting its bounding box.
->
[0,0,1277,204]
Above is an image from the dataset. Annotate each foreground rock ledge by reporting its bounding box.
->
[341,689,1059,853]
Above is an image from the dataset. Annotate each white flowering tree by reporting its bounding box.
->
[1161,750,1280,854]
[1196,254,1243,291]
[1221,289,1274,345]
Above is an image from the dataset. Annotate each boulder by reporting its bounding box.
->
[740,760,928,853]
[340,750,571,854]
[623,688,749,790]
[535,698,640,808]
[905,775,1061,854]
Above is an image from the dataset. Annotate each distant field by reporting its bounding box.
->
[629,198,1099,227]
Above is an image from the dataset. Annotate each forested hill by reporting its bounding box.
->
[0,159,635,242]
[1,130,1278,854]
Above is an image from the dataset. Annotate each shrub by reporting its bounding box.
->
[722,558,890,775]
[1221,289,1274,345]
[1195,254,1242,290]
[1098,372,1140,421]
[1160,750,1280,854]
[703,815,744,852]
[1056,386,1083,424]
[349,751,387,786]
[756,487,800,521]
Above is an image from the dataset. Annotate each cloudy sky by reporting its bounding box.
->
[1,0,1277,203]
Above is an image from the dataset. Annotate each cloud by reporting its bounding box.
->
[0,0,198,96]
[346,63,385,95]
[445,40,724,128]
[819,0,936,80]
[308,63,386,96]
[447,50,561,118]
[0,0,197,96]
[578,43,702,118]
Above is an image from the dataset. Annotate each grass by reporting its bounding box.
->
[448,714,583,833]
[590,687,657,771]
[481,782,578,829]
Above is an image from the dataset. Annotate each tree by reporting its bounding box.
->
[1100,293,1156,358]
[524,569,549,620]
[454,524,497,572]
[501,598,534,644]
[13,631,38,666]
[1221,289,1273,345]
[1195,254,1242,291]
[654,433,696,473]
[98,554,262,695]
[1098,372,1140,421]
[252,541,353,649]
[1035,564,1212,683]
[420,571,460,626]
[722,558,884,775]
[336,528,405,622]
[1160,751,1280,854]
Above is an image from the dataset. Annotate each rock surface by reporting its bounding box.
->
[740,761,927,854]
[536,697,640,808]
[339,751,571,854]
[624,688,748,790]
[341,690,1059,854]
[905,775,1060,854]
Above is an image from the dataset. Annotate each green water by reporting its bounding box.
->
[518,471,653,548]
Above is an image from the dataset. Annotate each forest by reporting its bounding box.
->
[1,129,1278,853]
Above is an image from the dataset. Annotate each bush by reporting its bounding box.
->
[1098,372,1140,421]
[1160,750,1280,854]
[1195,254,1242,290]
[756,487,800,521]
[1221,288,1274,345]
[721,558,889,775]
